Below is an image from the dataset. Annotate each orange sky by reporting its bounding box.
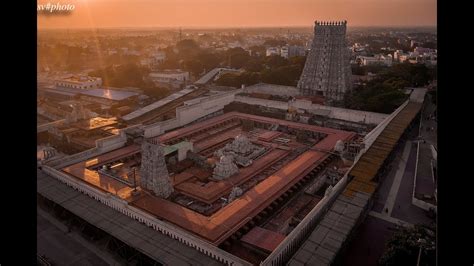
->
[38,0,437,29]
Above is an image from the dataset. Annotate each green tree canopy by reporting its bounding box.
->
[379,225,435,266]
[263,39,287,47]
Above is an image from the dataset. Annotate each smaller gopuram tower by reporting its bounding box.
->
[140,138,174,198]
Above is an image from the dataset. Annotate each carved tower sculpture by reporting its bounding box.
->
[140,139,174,198]
[298,21,352,105]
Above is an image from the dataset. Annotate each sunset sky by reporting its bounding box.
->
[38,0,437,29]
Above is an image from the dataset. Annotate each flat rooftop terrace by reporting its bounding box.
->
[51,87,140,101]
[60,112,355,246]
[66,117,118,131]
[122,87,195,121]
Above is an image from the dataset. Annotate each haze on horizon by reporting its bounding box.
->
[38,0,437,29]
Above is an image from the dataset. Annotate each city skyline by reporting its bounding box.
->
[38,0,437,29]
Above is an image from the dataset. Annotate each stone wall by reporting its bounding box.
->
[40,165,251,266]
[144,90,241,138]
[233,96,388,125]
[243,83,300,96]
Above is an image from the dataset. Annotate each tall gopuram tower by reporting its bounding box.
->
[140,138,174,198]
[297,20,352,105]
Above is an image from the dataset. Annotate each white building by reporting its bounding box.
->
[351,43,366,53]
[394,47,436,65]
[55,76,102,90]
[357,54,392,66]
[141,51,167,68]
[149,70,190,89]
[227,41,242,49]
[266,47,280,57]
[151,51,166,63]
[394,50,406,61]
[123,50,140,56]
[266,46,305,58]
[280,46,289,58]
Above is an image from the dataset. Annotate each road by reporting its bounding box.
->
[37,207,124,266]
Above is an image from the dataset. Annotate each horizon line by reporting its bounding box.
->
[38,24,437,31]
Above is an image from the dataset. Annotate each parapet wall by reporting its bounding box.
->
[141,91,386,139]
[144,90,241,138]
[233,96,388,125]
[37,119,66,133]
[243,83,300,97]
[177,90,239,125]
[41,165,251,266]
[45,128,129,169]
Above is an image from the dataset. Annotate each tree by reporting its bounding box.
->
[265,55,288,69]
[226,47,251,68]
[89,63,154,90]
[347,61,435,113]
[263,39,286,47]
[175,39,201,59]
[288,56,306,67]
[159,58,181,70]
[196,52,222,72]
[366,90,407,113]
[379,224,435,266]
[376,63,431,87]
[248,45,266,57]
[215,72,260,87]
[183,59,204,76]
[243,59,264,72]
[215,53,305,87]
[176,39,199,51]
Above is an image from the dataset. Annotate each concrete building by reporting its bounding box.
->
[351,43,367,53]
[40,86,140,111]
[297,21,352,105]
[266,47,280,57]
[149,70,190,89]
[141,51,167,69]
[55,76,102,90]
[152,51,166,64]
[357,54,393,66]
[410,39,420,48]
[46,116,120,153]
[394,50,407,61]
[280,46,289,58]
